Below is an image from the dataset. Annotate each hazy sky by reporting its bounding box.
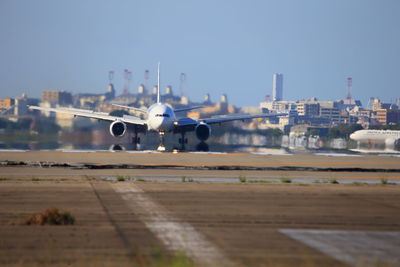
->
[1,0,399,107]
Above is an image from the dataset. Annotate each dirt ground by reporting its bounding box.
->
[1,151,400,169]
[0,179,400,266]
[1,151,400,182]
[0,151,399,266]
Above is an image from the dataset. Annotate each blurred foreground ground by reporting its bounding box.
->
[0,151,400,266]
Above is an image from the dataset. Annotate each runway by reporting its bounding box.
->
[0,150,400,266]
[1,150,400,168]
[1,150,400,184]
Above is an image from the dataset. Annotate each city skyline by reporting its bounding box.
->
[1,0,399,107]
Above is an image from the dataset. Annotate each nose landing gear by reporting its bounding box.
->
[157,131,166,151]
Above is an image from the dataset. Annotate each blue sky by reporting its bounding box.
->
[1,0,399,107]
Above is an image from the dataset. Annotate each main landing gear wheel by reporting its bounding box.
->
[132,136,140,150]
[196,141,209,152]
[179,131,188,151]
[132,126,140,150]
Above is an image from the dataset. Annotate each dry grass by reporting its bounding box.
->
[21,207,75,226]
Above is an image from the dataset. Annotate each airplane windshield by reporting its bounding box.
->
[156,114,170,117]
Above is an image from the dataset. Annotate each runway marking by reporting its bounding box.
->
[126,150,162,154]
[313,153,361,157]
[189,151,228,155]
[280,229,400,266]
[0,149,28,152]
[339,176,400,179]
[60,149,97,153]
[103,176,400,185]
[112,183,234,267]
[119,161,400,167]
[251,152,292,156]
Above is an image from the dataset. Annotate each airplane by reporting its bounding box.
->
[350,129,400,150]
[28,63,287,151]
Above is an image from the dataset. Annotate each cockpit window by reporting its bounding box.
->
[156,113,170,117]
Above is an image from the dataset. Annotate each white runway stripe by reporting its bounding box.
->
[112,183,234,267]
[280,229,400,266]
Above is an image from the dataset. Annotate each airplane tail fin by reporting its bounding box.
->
[157,62,161,104]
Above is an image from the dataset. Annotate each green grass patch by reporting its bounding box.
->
[84,175,97,181]
[116,175,128,182]
[350,182,368,186]
[248,179,273,183]
[238,174,247,183]
[181,176,194,182]
[280,177,292,183]
[0,177,9,181]
[147,247,192,267]
[297,183,310,186]
[380,178,396,185]
[330,179,339,184]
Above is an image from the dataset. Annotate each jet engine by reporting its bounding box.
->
[385,138,396,147]
[195,123,211,141]
[395,139,400,151]
[109,121,127,137]
[384,138,400,151]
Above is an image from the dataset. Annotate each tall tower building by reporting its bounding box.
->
[272,73,283,101]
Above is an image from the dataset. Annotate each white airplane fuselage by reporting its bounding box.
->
[350,130,400,147]
[146,103,176,132]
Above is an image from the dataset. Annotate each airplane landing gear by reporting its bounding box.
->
[157,131,166,151]
[196,141,209,152]
[109,144,125,151]
[179,131,188,151]
[132,127,140,150]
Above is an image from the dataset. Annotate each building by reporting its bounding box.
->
[272,73,283,101]
[387,109,400,124]
[152,86,158,95]
[165,86,173,96]
[297,102,320,116]
[204,93,212,105]
[0,98,15,112]
[137,84,147,95]
[320,107,340,123]
[42,90,73,105]
[14,97,28,116]
[374,108,400,125]
[105,83,115,100]
[259,100,297,114]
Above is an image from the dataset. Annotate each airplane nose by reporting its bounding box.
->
[149,118,162,130]
[150,117,172,131]
[350,133,356,140]
[160,118,172,131]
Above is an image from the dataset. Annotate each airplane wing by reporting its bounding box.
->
[111,104,147,114]
[28,106,147,125]
[175,113,287,127]
[201,113,285,124]
[174,106,203,113]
